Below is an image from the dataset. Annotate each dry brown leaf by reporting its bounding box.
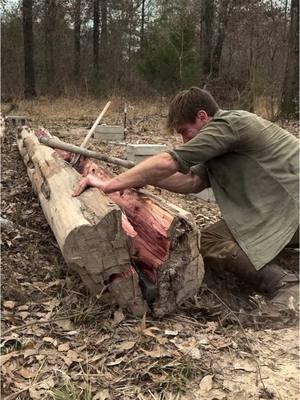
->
[233,360,256,372]
[112,309,124,326]
[89,354,104,363]
[37,377,55,389]
[199,374,214,393]
[136,325,161,339]
[18,305,29,311]
[42,337,58,346]
[14,380,29,390]
[18,311,30,320]
[28,388,48,400]
[189,347,201,360]
[28,378,55,399]
[24,349,39,358]
[93,389,111,400]
[142,346,171,359]
[1,351,19,365]
[54,318,73,331]
[35,355,46,361]
[164,329,178,336]
[57,343,70,352]
[115,341,135,352]
[95,334,110,345]
[63,350,83,366]
[156,336,168,345]
[3,300,16,309]
[64,330,78,336]
[106,356,126,366]
[16,367,37,379]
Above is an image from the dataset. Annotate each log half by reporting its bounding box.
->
[18,126,205,317]
[77,159,205,317]
[17,127,147,315]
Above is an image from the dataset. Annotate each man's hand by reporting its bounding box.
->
[72,174,106,197]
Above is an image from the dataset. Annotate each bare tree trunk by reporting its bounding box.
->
[140,0,145,53]
[93,0,100,70]
[211,0,230,79]
[100,0,108,55]
[45,0,56,93]
[74,0,81,81]
[22,0,36,98]
[281,0,299,118]
[200,0,215,80]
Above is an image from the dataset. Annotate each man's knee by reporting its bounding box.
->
[201,220,236,261]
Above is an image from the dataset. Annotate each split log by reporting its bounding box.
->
[17,126,205,317]
[79,160,205,316]
[17,126,147,315]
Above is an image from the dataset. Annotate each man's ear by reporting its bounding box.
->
[196,110,209,121]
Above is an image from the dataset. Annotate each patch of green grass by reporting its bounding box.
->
[150,356,200,394]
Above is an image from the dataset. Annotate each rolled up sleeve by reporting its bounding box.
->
[167,119,238,173]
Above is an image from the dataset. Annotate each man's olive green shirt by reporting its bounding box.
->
[168,110,299,270]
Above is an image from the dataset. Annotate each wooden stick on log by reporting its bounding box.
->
[18,126,205,316]
[39,136,135,169]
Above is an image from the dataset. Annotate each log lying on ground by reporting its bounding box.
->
[79,160,205,316]
[17,126,147,315]
[18,126,205,316]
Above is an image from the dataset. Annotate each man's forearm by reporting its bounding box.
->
[104,152,178,193]
[149,172,208,194]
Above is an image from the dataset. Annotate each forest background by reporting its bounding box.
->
[1,0,299,119]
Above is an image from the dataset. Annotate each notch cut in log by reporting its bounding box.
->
[17,126,204,316]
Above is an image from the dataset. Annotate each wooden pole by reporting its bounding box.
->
[39,136,136,169]
[71,101,111,165]
[80,101,111,149]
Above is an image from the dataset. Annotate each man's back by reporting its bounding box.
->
[168,110,299,269]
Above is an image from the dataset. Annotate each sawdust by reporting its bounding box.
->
[1,99,299,399]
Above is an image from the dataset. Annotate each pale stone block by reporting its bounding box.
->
[127,144,167,163]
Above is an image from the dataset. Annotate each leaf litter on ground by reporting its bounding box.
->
[1,101,299,399]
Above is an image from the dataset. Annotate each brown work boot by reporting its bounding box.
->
[223,245,299,309]
[267,281,299,314]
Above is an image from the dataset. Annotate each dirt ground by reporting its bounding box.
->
[1,98,299,400]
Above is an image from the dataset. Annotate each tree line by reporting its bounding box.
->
[1,0,298,117]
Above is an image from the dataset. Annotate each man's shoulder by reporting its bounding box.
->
[214,109,256,123]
